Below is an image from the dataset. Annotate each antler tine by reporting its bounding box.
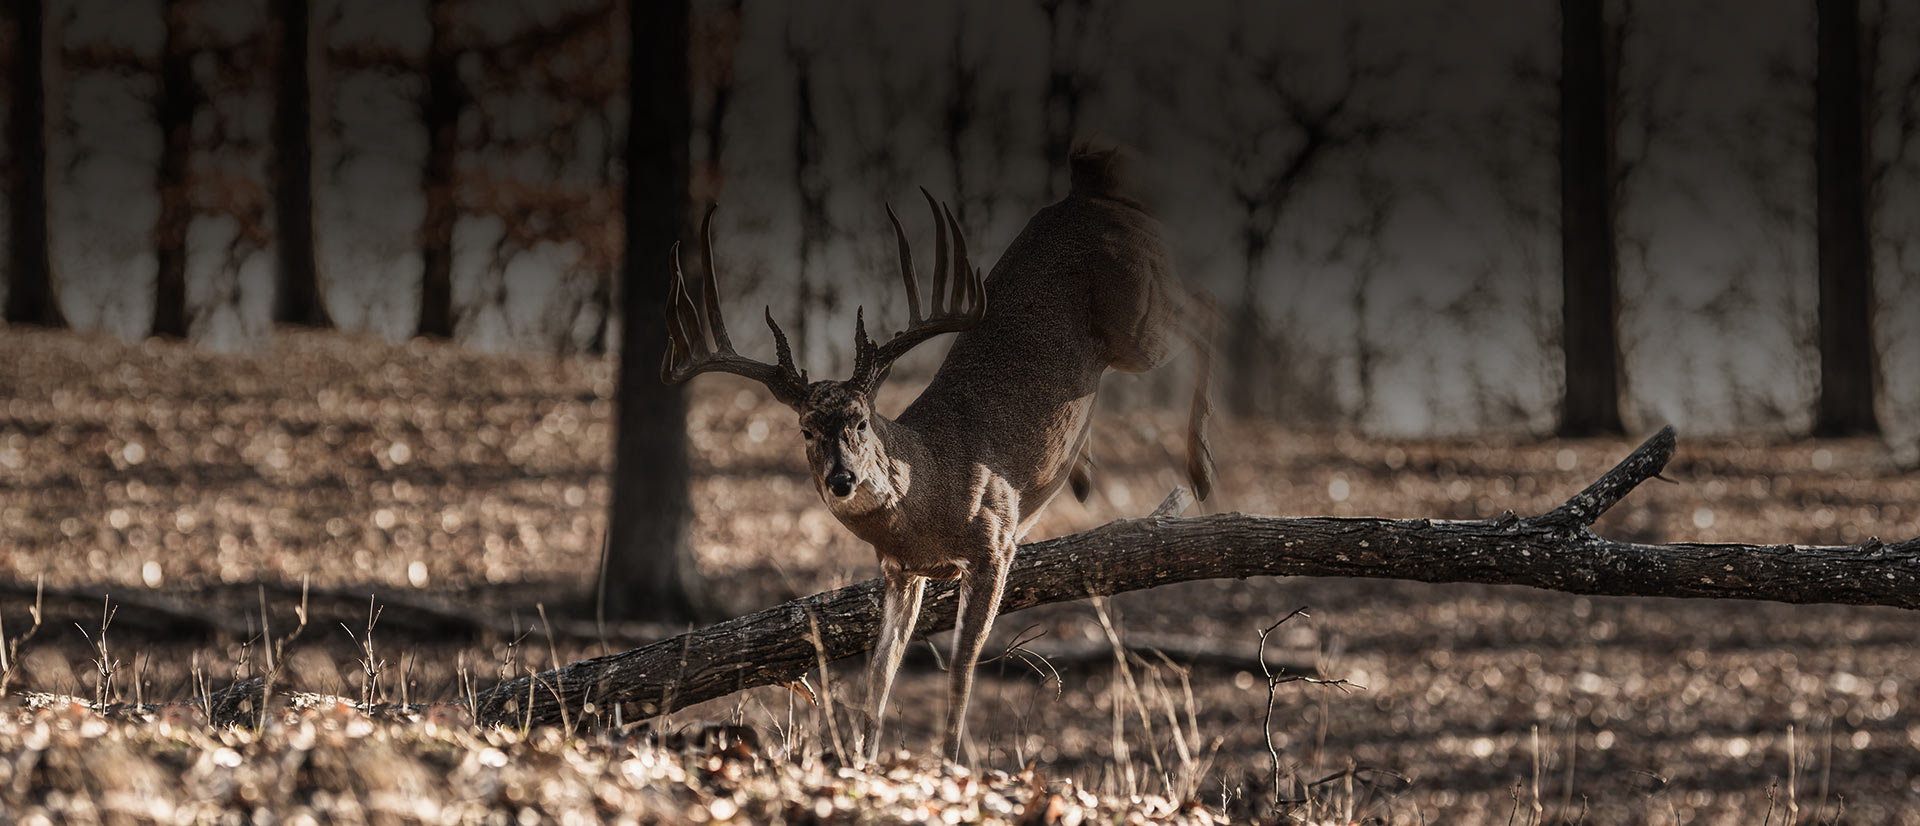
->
[885,205,924,325]
[664,241,702,363]
[698,204,731,351]
[920,187,949,318]
[940,202,980,320]
[658,209,811,408]
[850,192,988,393]
[764,307,806,384]
[675,245,710,356]
[850,307,874,382]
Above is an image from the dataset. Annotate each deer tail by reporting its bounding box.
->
[1068,142,1128,198]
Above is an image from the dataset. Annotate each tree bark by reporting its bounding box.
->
[270,0,331,328]
[1557,0,1624,436]
[3,0,65,327]
[598,0,708,623]
[151,0,196,339]
[472,426,1920,728]
[1814,0,1878,435]
[415,0,461,339]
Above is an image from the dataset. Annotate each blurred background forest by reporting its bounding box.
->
[6,3,1920,821]
[2,0,1915,445]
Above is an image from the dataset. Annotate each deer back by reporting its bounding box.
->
[899,149,1191,506]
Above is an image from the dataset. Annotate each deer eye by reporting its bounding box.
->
[801,428,816,441]
[856,419,868,432]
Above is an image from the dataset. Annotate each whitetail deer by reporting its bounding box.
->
[663,147,1215,761]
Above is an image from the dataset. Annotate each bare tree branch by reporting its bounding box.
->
[464,426,1920,728]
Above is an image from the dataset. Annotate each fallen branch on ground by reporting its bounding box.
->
[468,426,1920,727]
[261,427,1920,728]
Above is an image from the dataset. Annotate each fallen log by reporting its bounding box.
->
[466,426,1920,728]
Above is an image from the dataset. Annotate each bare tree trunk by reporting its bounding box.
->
[599,0,709,623]
[271,0,330,328]
[1226,292,1264,416]
[1557,0,1623,436]
[1814,0,1879,435]
[151,0,196,339]
[2,0,63,327]
[786,25,824,365]
[944,4,975,223]
[415,0,460,339]
[470,426,1920,729]
[692,0,741,207]
[1037,0,1089,197]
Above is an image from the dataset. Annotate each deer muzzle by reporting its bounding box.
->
[826,469,856,498]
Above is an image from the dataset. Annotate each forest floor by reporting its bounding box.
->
[2,328,1919,824]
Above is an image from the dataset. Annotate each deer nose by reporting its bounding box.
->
[826,470,856,498]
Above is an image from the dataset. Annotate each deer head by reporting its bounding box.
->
[662,194,986,506]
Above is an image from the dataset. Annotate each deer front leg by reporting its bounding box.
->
[864,568,925,764]
[942,548,1013,761]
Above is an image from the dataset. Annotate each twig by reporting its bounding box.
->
[1814,718,1832,825]
[1093,598,1165,792]
[254,578,310,728]
[522,666,536,737]
[1258,607,1308,810]
[1561,719,1578,823]
[650,629,695,740]
[1789,724,1800,826]
[458,652,477,715]
[536,603,573,736]
[340,596,385,708]
[260,587,272,678]
[1530,724,1543,826]
[75,595,119,707]
[0,576,44,698]
[802,609,847,762]
[985,623,1062,692]
[533,669,568,735]
[1147,649,1214,801]
[594,532,613,659]
[1273,766,1411,804]
[193,652,211,726]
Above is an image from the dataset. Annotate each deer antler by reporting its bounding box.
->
[661,205,811,408]
[849,190,987,392]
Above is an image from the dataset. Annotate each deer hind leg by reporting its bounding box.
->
[1183,288,1219,501]
[1097,278,1219,502]
[942,549,1012,762]
[1069,444,1095,502]
[1069,418,1096,503]
[864,570,926,764]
